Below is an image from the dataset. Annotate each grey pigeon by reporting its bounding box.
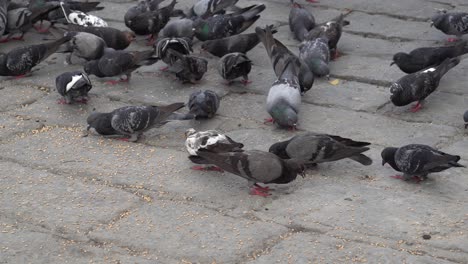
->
[289,1,315,41]
[390,57,460,112]
[391,41,468,74]
[218,52,252,85]
[299,37,330,78]
[305,13,350,59]
[192,4,265,41]
[161,18,194,39]
[65,24,136,50]
[2,7,32,41]
[196,149,306,196]
[0,36,71,77]
[256,26,313,95]
[154,37,193,66]
[87,103,185,142]
[431,10,468,41]
[190,0,239,18]
[0,0,7,37]
[256,26,303,128]
[59,1,107,27]
[169,90,220,120]
[464,110,468,129]
[269,132,372,167]
[84,48,158,84]
[185,128,243,171]
[382,144,464,182]
[56,71,92,104]
[56,31,107,64]
[167,49,208,83]
[201,24,277,57]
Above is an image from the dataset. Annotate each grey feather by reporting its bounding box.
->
[289,1,315,41]
[299,37,330,77]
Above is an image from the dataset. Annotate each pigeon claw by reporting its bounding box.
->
[263,118,275,124]
[249,187,271,197]
[57,99,70,105]
[390,175,404,180]
[410,102,422,112]
[447,38,459,43]
[241,79,252,86]
[254,183,270,192]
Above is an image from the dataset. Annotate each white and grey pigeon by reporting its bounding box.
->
[87,103,185,142]
[218,52,252,85]
[382,144,464,182]
[389,57,460,112]
[185,128,244,171]
[60,1,108,27]
[431,10,468,42]
[169,90,220,120]
[299,37,330,78]
[154,37,193,67]
[289,1,315,41]
[56,71,92,104]
[56,31,107,64]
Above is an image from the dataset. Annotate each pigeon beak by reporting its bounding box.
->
[381,160,386,166]
[390,61,395,66]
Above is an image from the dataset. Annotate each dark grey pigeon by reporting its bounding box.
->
[381,144,464,182]
[56,31,107,64]
[299,37,330,78]
[193,4,265,41]
[190,0,239,18]
[56,71,92,104]
[87,103,185,142]
[84,48,158,84]
[0,36,71,77]
[218,52,252,85]
[0,0,7,37]
[65,24,136,50]
[464,110,468,129]
[431,10,468,41]
[289,1,315,41]
[256,26,303,128]
[154,37,193,66]
[269,132,372,167]
[167,49,208,83]
[201,24,277,57]
[391,41,468,74]
[161,18,194,39]
[169,90,220,120]
[196,149,306,196]
[389,57,460,112]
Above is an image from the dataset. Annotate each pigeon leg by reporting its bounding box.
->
[332,50,341,60]
[57,98,71,105]
[410,101,423,112]
[75,98,88,104]
[241,79,252,85]
[249,187,271,197]
[34,22,51,33]
[412,176,422,184]
[390,175,404,180]
[254,183,270,191]
[264,118,275,124]
[14,74,27,79]
[146,34,156,46]
[447,38,459,43]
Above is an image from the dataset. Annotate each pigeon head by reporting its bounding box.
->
[270,103,298,128]
[389,83,409,106]
[430,11,447,30]
[86,111,106,128]
[185,128,197,138]
[464,110,468,129]
[391,52,411,66]
[381,147,398,169]
[268,140,291,159]
[284,159,306,178]
[83,60,103,77]
[192,20,210,39]
[124,31,136,43]
[306,59,330,77]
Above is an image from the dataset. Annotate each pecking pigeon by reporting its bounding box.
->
[218,52,252,85]
[289,1,315,41]
[431,10,468,42]
[154,37,193,66]
[389,57,460,112]
[166,49,208,83]
[56,71,92,104]
[189,0,239,18]
[87,103,185,142]
[382,144,464,182]
[169,90,220,120]
[299,37,330,78]
[65,24,136,50]
[56,31,107,64]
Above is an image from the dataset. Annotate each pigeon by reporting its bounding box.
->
[0,0,7,37]
[185,128,243,171]
[56,71,92,104]
[166,49,208,83]
[161,18,194,39]
[431,10,468,42]
[391,41,468,74]
[189,0,239,18]
[289,1,315,42]
[59,1,108,27]
[1,7,33,41]
[84,48,159,84]
[192,4,266,41]
[87,103,185,142]
[305,13,350,59]
[389,57,460,112]
[256,26,303,128]
[200,24,277,57]
[299,37,330,78]
[195,149,306,196]
[381,144,464,182]
[65,24,136,50]
[154,37,193,66]
[0,36,71,77]
[269,132,373,167]
[56,31,107,64]
[124,0,176,44]
[168,90,220,120]
[46,1,105,26]
[464,110,468,129]
[218,52,252,85]
[256,26,314,95]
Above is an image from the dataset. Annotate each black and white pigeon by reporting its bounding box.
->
[431,10,468,42]
[218,52,252,85]
[201,24,277,57]
[87,103,185,142]
[196,149,306,196]
[59,1,107,27]
[154,37,193,67]
[0,0,7,37]
[56,71,92,104]
[161,18,194,39]
[256,26,303,128]
[166,49,208,83]
[289,1,315,42]
[189,0,239,18]
[185,128,243,171]
[269,132,372,167]
[65,24,136,50]
[56,31,107,64]
[84,48,159,84]
[389,57,460,112]
[256,26,314,95]
[45,1,105,26]
[299,37,330,78]
[391,41,468,74]
[192,4,265,41]
[169,90,220,120]
[381,144,464,182]
[0,36,71,77]
[305,13,350,59]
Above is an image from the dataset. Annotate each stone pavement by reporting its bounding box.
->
[1,0,468,263]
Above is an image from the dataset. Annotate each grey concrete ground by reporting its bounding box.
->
[1,0,468,263]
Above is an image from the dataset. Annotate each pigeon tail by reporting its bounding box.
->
[238,4,266,21]
[435,57,460,78]
[167,112,196,120]
[348,154,373,166]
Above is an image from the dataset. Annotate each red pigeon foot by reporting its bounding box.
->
[159,66,169,72]
[241,79,252,85]
[264,118,274,124]
[410,102,422,112]
[447,38,459,42]
[254,184,269,192]
[332,50,341,60]
[249,187,271,197]
[57,99,70,105]
[14,74,27,79]
[390,175,404,180]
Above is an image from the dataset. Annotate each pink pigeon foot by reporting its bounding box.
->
[34,24,50,33]
[10,35,25,41]
[57,99,70,105]
[254,184,270,192]
[249,187,271,197]
[410,102,422,112]
[159,66,169,72]
[390,175,404,180]
[264,118,275,124]
[14,74,27,79]
[332,50,341,60]
[146,35,156,46]
[447,38,459,43]
[241,79,252,85]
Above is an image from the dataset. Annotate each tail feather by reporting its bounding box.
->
[435,57,460,78]
[239,4,266,20]
[348,154,373,166]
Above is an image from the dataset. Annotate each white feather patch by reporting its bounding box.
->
[66,74,83,92]
[422,68,436,73]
